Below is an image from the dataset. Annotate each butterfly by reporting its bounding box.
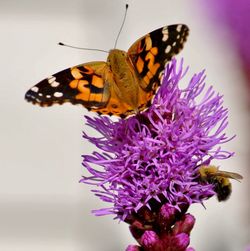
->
[25,24,189,118]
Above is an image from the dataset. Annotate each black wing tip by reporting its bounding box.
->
[182,24,189,30]
[25,89,86,108]
[25,89,53,107]
[168,24,190,36]
[167,23,189,28]
[25,89,37,103]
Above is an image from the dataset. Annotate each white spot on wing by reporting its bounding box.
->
[165,45,172,53]
[31,86,39,92]
[38,93,43,96]
[51,81,60,87]
[162,27,169,42]
[54,92,63,98]
[46,95,51,98]
[48,76,56,84]
[48,76,60,87]
[176,25,182,32]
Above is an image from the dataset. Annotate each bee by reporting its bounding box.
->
[198,165,243,201]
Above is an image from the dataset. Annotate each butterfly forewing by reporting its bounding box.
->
[128,24,189,93]
[25,62,110,109]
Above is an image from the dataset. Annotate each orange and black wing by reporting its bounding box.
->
[128,24,189,97]
[25,62,110,110]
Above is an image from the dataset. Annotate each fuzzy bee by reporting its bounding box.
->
[198,165,243,201]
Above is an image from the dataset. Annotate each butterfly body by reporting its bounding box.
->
[107,49,143,113]
[25,25,189,118]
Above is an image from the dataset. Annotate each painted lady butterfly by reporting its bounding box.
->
[25,24,189,118]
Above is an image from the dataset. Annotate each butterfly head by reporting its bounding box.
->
[107,49,127,66]
[107,49,132,81]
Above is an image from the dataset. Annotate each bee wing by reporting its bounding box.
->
[214,171,243,181]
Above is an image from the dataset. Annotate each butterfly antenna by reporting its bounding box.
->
[58,42,109,53]
[114,4,129,49]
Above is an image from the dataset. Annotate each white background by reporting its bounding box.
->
[0,0,249,250]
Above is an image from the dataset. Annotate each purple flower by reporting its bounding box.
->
[80,59,234,250]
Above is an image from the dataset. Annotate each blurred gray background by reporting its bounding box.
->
[0,0,249,250]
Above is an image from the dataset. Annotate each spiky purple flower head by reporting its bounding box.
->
[80,59,234,250]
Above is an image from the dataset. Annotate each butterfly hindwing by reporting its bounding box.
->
[128,24,189,93]
[25,62,111,109]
